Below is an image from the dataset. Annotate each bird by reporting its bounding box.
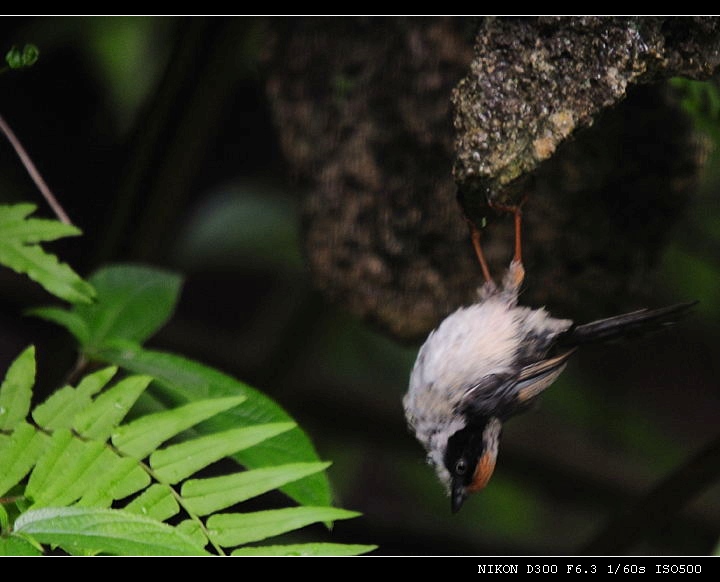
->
[402,201,694,513]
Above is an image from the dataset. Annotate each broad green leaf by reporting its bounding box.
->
[151,422,295,484]
[231,543,377,556]
[207,507,361,547]
[112,395,246,459]
[96,343,331,507]
[0,205,94,304]
[14,507,208,556]
[182,462,331,516]
[123,484,179,522]
[0,422,49,496]
[0,346,35,430]
[0,536,43,556]
[74,264,182,349]
[33,366,117,430]
[73,375,151,440]
[26,307,90,345]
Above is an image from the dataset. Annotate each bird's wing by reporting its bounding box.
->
[514,349,576,403]
[459,372,519,417]
[458,348,575,418]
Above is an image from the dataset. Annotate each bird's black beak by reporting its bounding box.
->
[451,482,467,513]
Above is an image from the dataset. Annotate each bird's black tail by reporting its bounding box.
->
[559,301,697,346]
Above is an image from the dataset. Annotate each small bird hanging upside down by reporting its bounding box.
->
[403,201,695,513]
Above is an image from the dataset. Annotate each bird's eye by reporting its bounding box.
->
[455,459,467,476]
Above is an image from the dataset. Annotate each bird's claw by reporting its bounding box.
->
[504,259,525,291]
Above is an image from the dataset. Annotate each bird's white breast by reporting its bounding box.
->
[409,298,522,408]
[403,298,522,478]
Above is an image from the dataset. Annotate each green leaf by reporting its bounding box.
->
[123,484,179,522]
[0,346,35,430]
[1,216,83,243]
[96,343,332,507]
[0,536,43,556]
[32,366,117,430]
[24,431,150,509]
[75,264,182,350]
[31,262,331,507]
[26,432,108,507]
[14,507,209,556]
[0,501,7,531]
[0,203,35,223]
[0,422,49,497]
[73,375,152,440]
[0,244,95,305]
[151,422,295,484]
[26,307,90,345]
[175,519,208,548]
[0,205,94,303]
[0,344,372,555]
[207,507,361,547]
[231,543,377,556]
[182,462,331,516]
[76,457,149,508]
[112,395,246,459]
[5,44,39,69]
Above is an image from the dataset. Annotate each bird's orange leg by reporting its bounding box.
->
[466,218,493,285]
[488,197,527,289]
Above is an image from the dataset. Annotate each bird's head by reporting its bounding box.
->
[442,417,502,513]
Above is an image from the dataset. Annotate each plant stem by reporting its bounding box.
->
[0,113,73,225]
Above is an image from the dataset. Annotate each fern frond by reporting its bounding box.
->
[31,264,332,509]
[0,346,373,556]
[0,204,94,304]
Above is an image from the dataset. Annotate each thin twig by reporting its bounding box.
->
[0,113,73,225]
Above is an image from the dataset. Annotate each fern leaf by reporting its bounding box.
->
[175,519,208,548]
[123,484,179,522]
[207,506,361,547]
[0,422,49,497]
[30,263,332,508]
[98,343,331,507]
[75,456,148,508]
[0,205,94,304]
[182,462,331,516]
[0,203,35,223]
[150,422,295,484]
[32,366,117,430]
[0,346,35,430]
[1,345,372,555]
[73,375,151,440]
[111,395,246,459]
[26,431,108,508]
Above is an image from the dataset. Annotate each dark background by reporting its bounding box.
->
[0,16,718,555]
